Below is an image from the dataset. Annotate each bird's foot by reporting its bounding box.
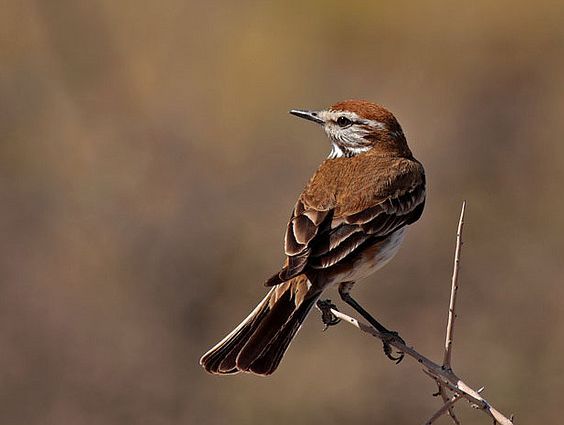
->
[316,299,341,331]
[380,330,405,364]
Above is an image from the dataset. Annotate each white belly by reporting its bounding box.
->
[329,227,407,284]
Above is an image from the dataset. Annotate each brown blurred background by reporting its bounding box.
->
[1,1,563,424]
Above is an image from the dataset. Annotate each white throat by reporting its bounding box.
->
[328,142,371,159]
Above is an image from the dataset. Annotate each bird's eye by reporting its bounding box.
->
[337,116,352,127]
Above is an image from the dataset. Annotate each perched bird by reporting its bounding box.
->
[200,100,425,376]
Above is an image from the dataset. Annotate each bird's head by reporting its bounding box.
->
[290,100,412,159]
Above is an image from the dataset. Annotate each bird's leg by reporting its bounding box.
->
[316,299,341,330]
[338,282,405,364]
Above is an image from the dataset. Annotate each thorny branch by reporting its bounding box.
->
[431,378,461,425]
[443,201,465,370]
[425,389,462,425]
[328,202,514,425]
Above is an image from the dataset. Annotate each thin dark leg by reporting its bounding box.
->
[338,282,405,363]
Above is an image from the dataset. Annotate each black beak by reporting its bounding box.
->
[289,109,324,124]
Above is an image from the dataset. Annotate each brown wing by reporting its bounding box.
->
[265,181,425,286]
[308,184,425,270]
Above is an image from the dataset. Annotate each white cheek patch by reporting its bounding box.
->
[324,121,372,158]
[318,109,388,158]
[324,124,370,145]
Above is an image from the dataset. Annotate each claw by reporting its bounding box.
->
[381,331,405,364]
[316,299,341,330]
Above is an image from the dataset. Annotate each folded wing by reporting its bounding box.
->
[266,180,425,286]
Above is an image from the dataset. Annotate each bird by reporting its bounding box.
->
[200,100,425,376]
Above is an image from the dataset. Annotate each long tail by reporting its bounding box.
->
[199,275,321,376]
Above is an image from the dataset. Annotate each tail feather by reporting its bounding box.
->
[200,275,319,376]
[244,292,320,375]
[199,288,273,374]
[235,288,296,371]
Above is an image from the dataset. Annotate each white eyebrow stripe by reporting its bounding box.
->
[320,110,387,129]
[362,119,387,129]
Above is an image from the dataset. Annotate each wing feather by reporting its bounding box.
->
[267,176,425,287]
[309,232,370,269]
[291,215,317,245]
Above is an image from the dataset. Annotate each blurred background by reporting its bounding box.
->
[1,1,563,424]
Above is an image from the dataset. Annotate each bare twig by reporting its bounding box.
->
[433,380,461,425]
[424,392,462,425]
[430,200,466,424]
[328,202,514,425]
[444,201,466,369]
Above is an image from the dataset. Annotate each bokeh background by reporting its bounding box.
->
[2,1,563,424]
